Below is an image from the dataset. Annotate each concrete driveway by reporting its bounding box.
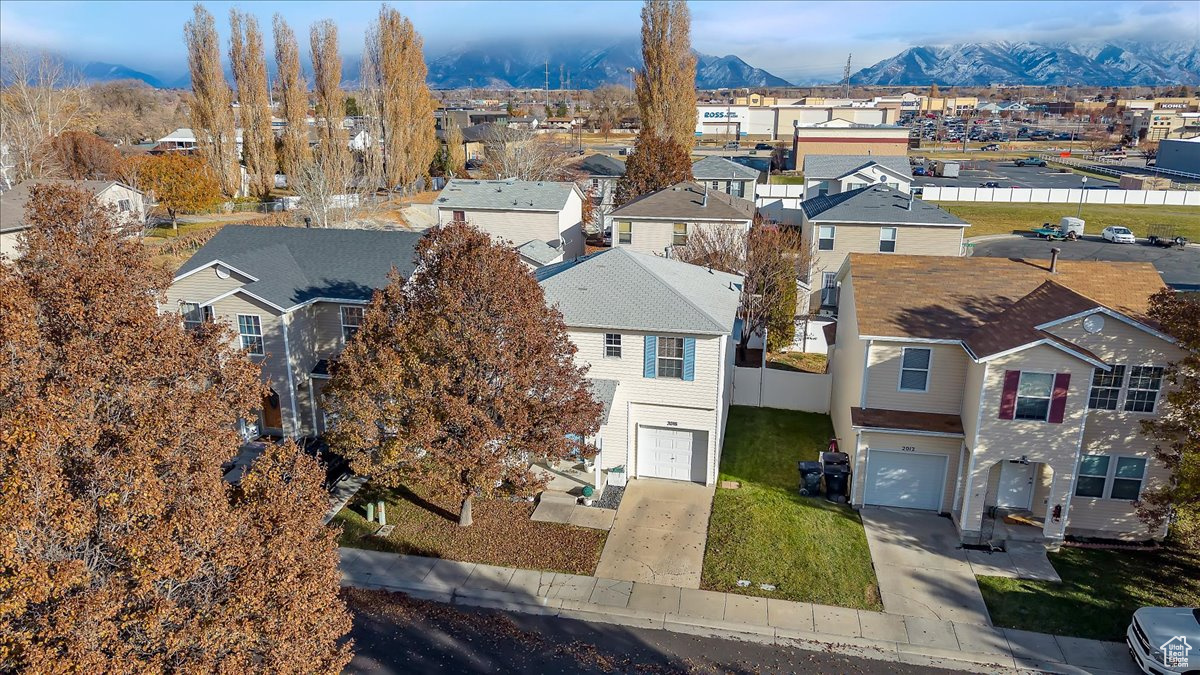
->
[593,479,715,588]
[860,507,992,626]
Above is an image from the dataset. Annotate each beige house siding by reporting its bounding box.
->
[610,218,750,257]
[1047,314,1182,366]
[556,190,585,258]
[865,342,968,415]
[167,266,255,306]
[855,432,961,512]
[207,292,295,435]
[440,207,564,250]
[804,222,965,289]
[828,273,865,446]
[961,361,987,443]
[568,327,725,485]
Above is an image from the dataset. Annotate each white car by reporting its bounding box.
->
[1127,607,1199,675]
[1103,226,1137,244]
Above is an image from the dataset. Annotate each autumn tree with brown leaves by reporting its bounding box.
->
[0,184,350,671]
[614,132,693,205]
[49,130,121,180]
[273,14,312,179]
[230,9,276,199]
[310,19,350,178]
[184,4,240,197]
[133,152,221,229]
[635,0,696,149]
[1139,289,1200,549]
[323,223,602,527]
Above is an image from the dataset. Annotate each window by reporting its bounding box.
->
[604,333,622,358]
[899,347,931,392]
[617,220,631,244]
[879,227,897,253]
[1075,454,1147,500]
[817,182,830,197]
[237,314,264,355]
[848,182,866,190]
[591,178,599,189]
[340,306,364,343]
[452,210,465,222]
[711,180,720,191]
[821,272,838,306]
[732,181,744,198]
[818,226,835,251]
[1088,365,1125,410]
[1014,372,1055,421]
[181,302,213,330]
[1124,366,1163,413]
[118,199,132,212]
[657,336,684,379]
[672,222,688,246]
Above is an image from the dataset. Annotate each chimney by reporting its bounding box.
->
[702,189,708,208]
[1049,247,1061,273]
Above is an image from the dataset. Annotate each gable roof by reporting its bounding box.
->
[537,247,742,335]
[174,225,424,310]
[846,254,1167,347]
[801,184,967,227]
[435,178,577,212]
[802,155,911,181]
[691,156,760,181]
[608,182,755,222]
[1,179,143,233]
[573,153,626,177]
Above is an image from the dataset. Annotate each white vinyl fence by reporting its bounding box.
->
[921,186,1200,205]
[732,367,831,413]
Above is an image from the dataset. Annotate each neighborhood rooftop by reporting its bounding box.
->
[537,247,742,335]
[801,184,968,226]
[802,154,912,179]
[845,253,1167,342]
[174,225,423,310]
[609,181,756,221]
[691,156,760,180]
[435,178,578,212]
[574,153,627,177]
[0,179,142,233]
[516,239,562,265]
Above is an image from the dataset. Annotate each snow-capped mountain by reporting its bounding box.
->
[850,41,1200,86]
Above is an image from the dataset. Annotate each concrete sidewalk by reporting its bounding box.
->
[339,547,1139,675]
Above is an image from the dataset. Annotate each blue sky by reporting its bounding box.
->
[2,1,1197,83]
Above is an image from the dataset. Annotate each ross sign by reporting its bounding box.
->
[703,111,740,119]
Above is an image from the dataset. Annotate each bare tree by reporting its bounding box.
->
[291,152,353,229]
[635,0,697,149]
[184,4,240,197]
[83,81,186,146]
[309,19,349,176]
[230,10,276,199]
[481,125,575,182]
[0,47,86,186]
[273,15,311,181]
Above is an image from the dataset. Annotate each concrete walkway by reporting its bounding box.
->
[861,507,993,626]
[593,479,715,588]
[339,547,1139,675]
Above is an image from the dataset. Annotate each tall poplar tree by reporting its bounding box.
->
[230,10,276,199]
[184,3,240,197]
[309,19,349,182]
[635,0,696,149]
[273,14,311,180]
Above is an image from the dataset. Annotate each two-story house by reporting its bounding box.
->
[800,184,967,311]
[571,153,626,232]
[605,182,755,257]
[537,248,742,485]
[828,252,1182,545]
[435,178,585,261]
[166,225,423,439]
[802,155,912,197]
[2,179,148,260]
[692,156,761,199]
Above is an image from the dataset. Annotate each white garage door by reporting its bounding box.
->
[864,450,947,511]
[637,426,705,482]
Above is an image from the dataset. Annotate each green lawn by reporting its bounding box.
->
[770,174,805,185]
[939,202,1200,240]
[701,407,882,610]
[765,351,828,374]
[978,545,1200,641]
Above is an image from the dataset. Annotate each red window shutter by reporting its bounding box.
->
[1048,373,1071,423]
[998,370,1020,420]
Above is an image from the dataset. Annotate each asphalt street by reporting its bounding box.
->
[972,234,1200,291]
[344,588,967,674]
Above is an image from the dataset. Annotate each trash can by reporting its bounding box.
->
[797,461,822,496]
[821,451,849,470]
[822,465,849,503]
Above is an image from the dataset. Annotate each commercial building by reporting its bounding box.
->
[1155,138,1200,176]
[791,124,911,169]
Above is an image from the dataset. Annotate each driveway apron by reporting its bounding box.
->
[593,479,715,588]
[860,506,992,626]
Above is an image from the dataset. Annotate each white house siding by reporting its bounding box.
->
[854,432,962,512]
[556,190,585,258]
[865,342,968,414]
[805,166,910,197]
[568,327,726,486]
[612,218,751,257]
[98,184,147,226]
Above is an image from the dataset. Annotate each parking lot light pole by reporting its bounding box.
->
[1077,176,1087,218]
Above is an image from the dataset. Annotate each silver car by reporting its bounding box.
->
[1127,607,1199,675]
[1103,226,1137,244]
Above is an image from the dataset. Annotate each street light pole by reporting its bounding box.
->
[1077,176,1087,219]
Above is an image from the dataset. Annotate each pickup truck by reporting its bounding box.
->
[1015,157,1046,167]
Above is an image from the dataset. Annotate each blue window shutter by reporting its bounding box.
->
[682,337,696,381]
[643,336,657,378]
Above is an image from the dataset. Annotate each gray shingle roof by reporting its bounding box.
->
[0,179,141,233]
[608,182,755,221]
[589,378,618,424]
[802,155,911,180]
[800,184,968,227]
[175,225,424,310]
[537,247,742,335]
[574,154,626,177]
[691,156,760,181]
[435,178,577,212]
[516,239,561,266]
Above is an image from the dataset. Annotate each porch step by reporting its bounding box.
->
[537,490,579,506]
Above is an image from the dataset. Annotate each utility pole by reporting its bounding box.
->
[842,53,852,98]
[545,61,549,94]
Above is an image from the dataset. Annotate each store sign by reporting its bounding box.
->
[1157,103,1187,109]
[703,111,740,119]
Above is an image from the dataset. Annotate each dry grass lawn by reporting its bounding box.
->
[766,351,828,374]
[941,202,1200,240]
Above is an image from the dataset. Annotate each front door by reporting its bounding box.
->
[261,389,283,430]
[996,461,1035,509]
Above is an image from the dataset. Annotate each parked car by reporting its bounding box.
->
[723,141,740,150]
[754,142,774,151]
[1015,157,1046,167]
[912,167,928,176]
[981,144,1000,151]
[1102,226,1137,244]
[979,181,1001,188]
[1127,607,1199,675]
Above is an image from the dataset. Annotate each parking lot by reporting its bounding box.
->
[913,160,1119,190]
[972,234,1200,290]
